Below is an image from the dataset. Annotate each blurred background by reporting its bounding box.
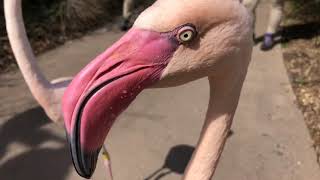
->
[0,0,154,71]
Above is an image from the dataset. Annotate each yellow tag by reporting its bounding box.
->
[102,151,110,160]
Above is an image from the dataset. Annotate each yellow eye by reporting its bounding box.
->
[177,25,197,43]
[179,30,194,42]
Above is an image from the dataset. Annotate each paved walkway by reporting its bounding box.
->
[0,1,319,180]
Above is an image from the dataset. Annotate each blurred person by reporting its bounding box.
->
[243,0,284,50]
[121,0,135,30]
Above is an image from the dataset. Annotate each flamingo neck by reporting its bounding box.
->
[183,74,245,180]
[4,0,52,107]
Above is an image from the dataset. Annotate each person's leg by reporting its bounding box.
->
[267,0,283,34]
[261,0,284,50]
[123,0,134,20]
[121,0,135,31]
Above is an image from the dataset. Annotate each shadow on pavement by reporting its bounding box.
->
[144,145,195,180]
[0,107,72,180]
[254,22,320,49]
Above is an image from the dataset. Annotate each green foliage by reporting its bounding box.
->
[22,0,65,22]
[287,0,320,21]
[0,0,154,71]
[0,0,110,71]
[20,0,67,36]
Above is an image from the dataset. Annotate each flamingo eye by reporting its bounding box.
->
[177,25,197,43]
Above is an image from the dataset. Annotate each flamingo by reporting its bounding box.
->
[62,0,253,179]
[4,0,113,179]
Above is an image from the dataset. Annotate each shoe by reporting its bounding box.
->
[120,18,131,31]
[253,33,258,44]
[260,33,274,51]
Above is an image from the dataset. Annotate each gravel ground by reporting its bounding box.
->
[282,20,320,163]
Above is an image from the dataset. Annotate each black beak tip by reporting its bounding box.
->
[73,151,99,179]
[66,134,100,179]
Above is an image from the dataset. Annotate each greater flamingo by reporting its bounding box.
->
[62,0,253,179]
[4,0,113,179]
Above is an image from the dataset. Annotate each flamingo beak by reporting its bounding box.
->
[62,28,179,178]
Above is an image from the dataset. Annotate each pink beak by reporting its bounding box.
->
[62,28,180,178]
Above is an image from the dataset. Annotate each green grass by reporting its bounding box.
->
[286,0,320,21]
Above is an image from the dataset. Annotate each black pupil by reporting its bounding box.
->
[184,33,189,38]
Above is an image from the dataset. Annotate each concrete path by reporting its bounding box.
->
[0,1,319,180]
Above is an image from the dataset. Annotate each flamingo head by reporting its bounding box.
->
[62,0,252,178]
